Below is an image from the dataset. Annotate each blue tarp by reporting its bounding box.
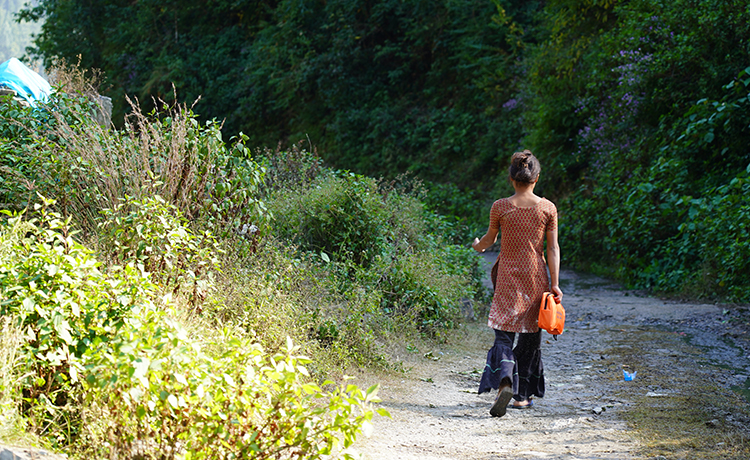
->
[0,58,53,106]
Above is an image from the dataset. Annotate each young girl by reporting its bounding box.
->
[472,149,563,417]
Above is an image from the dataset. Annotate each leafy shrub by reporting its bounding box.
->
[0,198,156,436]
[78,312,384,460]
[374,251,461,335]
[98,195,222,307]
[268,173,481,343]
[2,92,268,239]
[258,142,324,193]
[269,173,388,267]
[0,199,385,456]
[561,67,750,301]
[0,91,101,212]
[204,243,314,351]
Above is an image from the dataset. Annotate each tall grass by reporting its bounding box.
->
[0,318,28,443]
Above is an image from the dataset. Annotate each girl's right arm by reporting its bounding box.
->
[472,227,499,253]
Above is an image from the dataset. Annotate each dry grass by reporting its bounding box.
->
[46,58,103,100]
[0,318,36,444]
[43,96,222,231]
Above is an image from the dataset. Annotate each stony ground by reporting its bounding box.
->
[352,254,750,460]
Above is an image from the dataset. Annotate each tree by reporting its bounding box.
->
[21,0,541,191]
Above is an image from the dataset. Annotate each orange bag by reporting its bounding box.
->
[538,292,565,336]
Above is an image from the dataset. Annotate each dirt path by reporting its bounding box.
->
[353,254,750,460]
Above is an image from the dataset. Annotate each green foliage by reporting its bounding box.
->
[270,173,388,267]
[268,167,482,339]
[0,91,100,211]
[20,0,540,192]
[1,92,269,239]
[0,200,386,455]
[561,66,750,301]
[420,181,489,241]
[79,316,384,460]
[523,0,621,191]
[0,316,26,441]
[0,198,156,437]
[527,0,750,301]
[375,251,462,333]
[98,195,222,307]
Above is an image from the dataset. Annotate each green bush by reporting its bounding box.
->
[98,195,222,307]
[79,313,384,460]
[2,93,268,239]
[0,199,386,455]
[0,91,100,212]
[258,143,325,194]
[560,64,750,301]
[0,198,156,437]
[269,173,388,268]
[267,170,482,339]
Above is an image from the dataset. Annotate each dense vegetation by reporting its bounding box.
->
[15,0,536,195]
[15,0,750,302]
[2,0,749,454]
[0,72,482,455]
[527,0,750,300]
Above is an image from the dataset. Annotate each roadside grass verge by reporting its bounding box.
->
[603,327,750,459]
[0,69,482,455]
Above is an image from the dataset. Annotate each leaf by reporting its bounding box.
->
[361,420,374,437]
[46,264,59,277]
[320,251,330,263]
[302,383,319,395]
[174,373,188,386]
[704,131,714,143]
[22,297,35,312]
[376,407,391,417]
[133,358,151,381]
[69,364,78,383]
[222,373,236,387]
[57,320,73,345]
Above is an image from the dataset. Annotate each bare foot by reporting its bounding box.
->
[511,399,533,408]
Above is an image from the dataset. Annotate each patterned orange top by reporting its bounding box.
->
[488,197,558,333]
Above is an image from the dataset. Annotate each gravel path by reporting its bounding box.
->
[353,254,750,460]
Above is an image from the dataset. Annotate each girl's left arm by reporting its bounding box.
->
[546,227,563,302]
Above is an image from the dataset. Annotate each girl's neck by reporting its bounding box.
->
[508,181,541,207]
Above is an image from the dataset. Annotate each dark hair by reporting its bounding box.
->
[508,149,541,183]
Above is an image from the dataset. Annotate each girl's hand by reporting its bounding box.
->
[472,237,482,252]
[551,285,563,303]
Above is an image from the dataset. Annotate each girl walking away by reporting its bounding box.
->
[472,150,562,417]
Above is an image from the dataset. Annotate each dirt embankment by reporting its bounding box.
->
[353,255,750,460]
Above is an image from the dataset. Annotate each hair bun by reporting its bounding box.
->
[509,150,541,183]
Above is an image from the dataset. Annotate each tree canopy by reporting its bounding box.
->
[19,0,541,190]
[16,0,750,300]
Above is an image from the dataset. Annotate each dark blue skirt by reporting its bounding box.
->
[478,329,545,401]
